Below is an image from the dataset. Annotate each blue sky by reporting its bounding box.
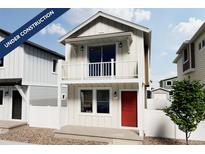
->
[0,8,204,87]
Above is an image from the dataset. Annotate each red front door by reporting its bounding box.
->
[121,91,137,127]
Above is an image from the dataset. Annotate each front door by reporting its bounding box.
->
[12,90,22,120]
[121,91,137,127]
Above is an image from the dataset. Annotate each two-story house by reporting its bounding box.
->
[174,22,205,81]
[0,28,66,128]
[57,11,151,136]
[159,76,177,89]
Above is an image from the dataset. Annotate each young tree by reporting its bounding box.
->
[164,78,205,145]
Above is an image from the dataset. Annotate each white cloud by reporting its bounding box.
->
[159,51,168,57]
[173,17,203,36]
[40,23,66,35]
[64,8,151,26]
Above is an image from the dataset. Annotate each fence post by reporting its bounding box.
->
[111,58,114,79]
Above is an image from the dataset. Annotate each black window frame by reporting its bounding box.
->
[0,90,3,105]
[96,90,110,114]
[80,90,93,113]
[52,59,57,73]
[0,58,4,67]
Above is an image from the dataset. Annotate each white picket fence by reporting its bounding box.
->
[144,109,205,141]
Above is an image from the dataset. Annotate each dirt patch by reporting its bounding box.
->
[144,137,205,145]
[0,126,107,145]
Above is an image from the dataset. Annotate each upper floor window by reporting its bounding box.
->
[183,49,188,62]
[0,90,3,105]
[202,40,205,47]
[0,58,4,67]
[52,59,57,73]
[199,42,202,50]
[166,81,172,86]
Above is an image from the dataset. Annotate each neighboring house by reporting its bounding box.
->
[147,88,171,110]
[174,22,205,81]
[57,11,151,136]
[0,28,66,128]
[159,76,177,89]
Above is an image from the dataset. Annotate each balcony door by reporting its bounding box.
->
[88,44,116,77]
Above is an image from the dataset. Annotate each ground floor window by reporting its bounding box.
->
[80,90,93,113]
[97,90,110,113]
[0,90,3,105]
[80,89,110,114]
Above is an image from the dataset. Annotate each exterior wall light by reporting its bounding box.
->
[118,42,123,48]
[80,45,84,51]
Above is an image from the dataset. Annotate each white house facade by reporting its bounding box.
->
[0,28,66,128]
[57,11,151,136]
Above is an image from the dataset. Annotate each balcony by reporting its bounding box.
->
[61,60,138,84]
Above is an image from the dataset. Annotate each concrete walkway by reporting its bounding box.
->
[55,125,143,144]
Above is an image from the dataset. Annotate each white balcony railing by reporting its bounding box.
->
[62,59,138,81]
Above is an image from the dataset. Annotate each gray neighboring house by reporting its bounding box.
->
[159,76,177,89]
[174,22,205,82]
[0,28,66,129]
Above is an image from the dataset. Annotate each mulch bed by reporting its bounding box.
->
[143,137,205,145]
[0,126,107,145]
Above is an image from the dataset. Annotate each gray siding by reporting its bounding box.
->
[0,33,23,79]
[22,44,59,86]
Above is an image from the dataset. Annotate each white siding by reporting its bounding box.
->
[0,34,23,79]
[22,44,59,86]
[66,84,138,128]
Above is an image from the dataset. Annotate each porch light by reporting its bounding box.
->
[118,42,123,48]
[113,91,118,99]
[80,45,84,51]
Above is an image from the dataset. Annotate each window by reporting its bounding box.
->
[0,58,4,67]
[97,90,110,114]
[199,43,202,50]
[202,40,205,47]
[166,81,172,86]
[183,49,188,62]
[80,90,93,113]
[0,91,3,105]
[88,45,116,76]
[147,90,152,99]
[52,59,57,73]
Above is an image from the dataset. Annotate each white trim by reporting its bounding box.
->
[61,78,140,85]
[183,68,195,75]
[21,82,58,87]
[78,87,112,116]
[119,89,138,129]
[59,11,150,43]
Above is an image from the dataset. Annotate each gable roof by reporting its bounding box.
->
[159,76,177,82]
[59,11,151,44]
[151,87,171,93]
[0,28,64,59]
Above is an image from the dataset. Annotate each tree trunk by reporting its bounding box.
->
[185,131,189,145]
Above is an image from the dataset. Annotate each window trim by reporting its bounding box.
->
[52,59,58,74]
[80,89,93,113]
[78,87,112,116]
